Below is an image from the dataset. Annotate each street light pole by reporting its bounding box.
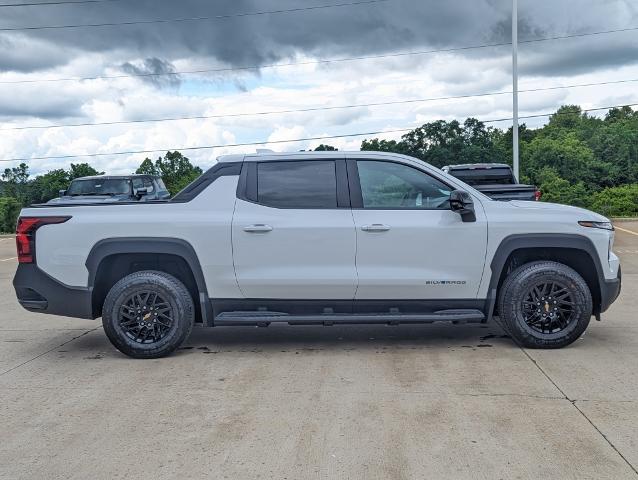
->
[512,0,520,180]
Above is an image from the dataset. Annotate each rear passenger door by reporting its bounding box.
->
[232,157,358,299]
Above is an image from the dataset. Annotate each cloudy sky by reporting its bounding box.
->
[0,0,637,175]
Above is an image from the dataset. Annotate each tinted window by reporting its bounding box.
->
[67,178,131,196]
[257,161,337,208]
[357,161,452,209]
[132,177,155,193]
[449,168,514,186]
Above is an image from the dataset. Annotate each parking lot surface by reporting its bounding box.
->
[1,223,637,479]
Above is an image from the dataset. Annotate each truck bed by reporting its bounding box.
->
[473,183,538,201]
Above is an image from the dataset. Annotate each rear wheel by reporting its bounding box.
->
[102,271,194,358]
[498,261,592,349]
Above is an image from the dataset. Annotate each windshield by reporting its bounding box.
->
[67,178,132,196]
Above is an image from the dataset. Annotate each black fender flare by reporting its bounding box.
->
[86,237,212,325]
[485,233,605,319]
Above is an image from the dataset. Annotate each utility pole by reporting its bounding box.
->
[512,0,520,180]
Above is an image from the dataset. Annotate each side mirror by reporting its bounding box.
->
[449,190,476,222]
[59,189,67,197]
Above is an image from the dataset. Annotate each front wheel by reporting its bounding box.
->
[102,271,194,358]
[498,261,592,349]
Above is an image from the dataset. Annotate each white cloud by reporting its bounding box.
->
[1,1,638,177]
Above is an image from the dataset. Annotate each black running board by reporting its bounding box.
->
[214,309,485,326]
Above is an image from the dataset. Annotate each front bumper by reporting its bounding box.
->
[599,266,622,314]
[13,264,95,319]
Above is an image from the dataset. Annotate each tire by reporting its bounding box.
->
[102,271,194,359]
[498,261,592,349]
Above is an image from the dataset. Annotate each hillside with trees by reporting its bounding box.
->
[1,105,637,232]
[361,105,638,217]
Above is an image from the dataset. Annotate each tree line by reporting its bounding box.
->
[1,105,637,232]
[0,151,202,232]
[361,105,638,217]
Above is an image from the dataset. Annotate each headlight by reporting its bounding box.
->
[578,221,614,231]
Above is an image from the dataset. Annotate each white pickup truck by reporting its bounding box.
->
[13,151,621,358]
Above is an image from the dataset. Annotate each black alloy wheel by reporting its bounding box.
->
[521,281,575,334]
[119,291,175,344]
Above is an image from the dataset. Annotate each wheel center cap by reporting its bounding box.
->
[143,312,152,321]
[544,302,550,313]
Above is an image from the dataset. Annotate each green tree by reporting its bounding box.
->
[69,163,104,179]
[521,133,613,188]
[136,151,202,195]
[136,158,160,176]
[1,163,30,203]
[536,167,590,208]
[0,197,21,233]
[361,138,408,155]
[28,169,71,205]
[590,184,638,217]
[314,144,338,151]
[361,118,507,168]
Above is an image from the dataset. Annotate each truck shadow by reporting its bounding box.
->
[179,322,515,352]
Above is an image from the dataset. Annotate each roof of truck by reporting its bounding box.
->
[216,151,412,163]
[72,174,160,181]
[443,163,511,170]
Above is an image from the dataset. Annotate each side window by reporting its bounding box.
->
[357,160,452,210]
[131,178,144,190]
[144,177,154,193]
[257,161,338,208]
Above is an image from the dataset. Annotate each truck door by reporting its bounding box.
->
[232,157,358,299]
[348,157,488,300]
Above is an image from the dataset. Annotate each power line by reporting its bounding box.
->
[0,0,120,7]
[3,77,638,132]
[2,25,636,85]
[0,0,388,31]
[0,42,514,84]
[2,102,635,163]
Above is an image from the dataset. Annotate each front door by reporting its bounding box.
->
[232,158,357,299]
[349,158,488,300]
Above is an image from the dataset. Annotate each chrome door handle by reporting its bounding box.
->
[361,224,391,232]
[243,224,273,233]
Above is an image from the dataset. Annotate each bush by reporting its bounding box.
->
[590,184,638,217]
[0,197,20,233]
[537,167,591,209]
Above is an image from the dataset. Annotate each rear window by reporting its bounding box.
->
[448,168,514,186]
[67,178,131,196]
[257,161,338,209]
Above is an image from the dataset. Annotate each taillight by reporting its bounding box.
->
[535,190,542,201]
[16,216,71,264]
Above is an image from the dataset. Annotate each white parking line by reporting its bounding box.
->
[616,225,638,236]
[0,257,17,262]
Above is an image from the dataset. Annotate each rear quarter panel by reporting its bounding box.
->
[28,175,241,298]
